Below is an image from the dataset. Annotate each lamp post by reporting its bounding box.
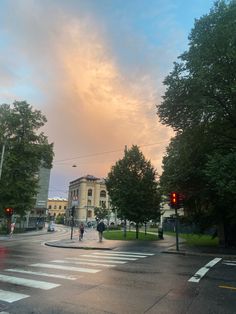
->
[0,142,6,180]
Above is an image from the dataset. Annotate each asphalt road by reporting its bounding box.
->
[0,226,235,314]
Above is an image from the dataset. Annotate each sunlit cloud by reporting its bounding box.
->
[0,0,214,197]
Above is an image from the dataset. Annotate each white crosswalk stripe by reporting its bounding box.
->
[81,254,137,261]
[0,289,29,303]
[91,252,147,258]
[30,263,101,273]
[0,274,60,290]
[66,257,126,264]
[51,260,115,267]
[5,268,78,280]
[111,251,155,255]
[222,260,236,266]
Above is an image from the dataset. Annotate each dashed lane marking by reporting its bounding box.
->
[188,258,222,283]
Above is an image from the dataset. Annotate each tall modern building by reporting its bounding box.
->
[67,175,109,224]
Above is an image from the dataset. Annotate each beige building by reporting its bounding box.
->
[47,197,68,217]
[67,175,109,223]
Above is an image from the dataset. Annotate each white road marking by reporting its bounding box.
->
[5,268,77,280]
[0,289,29,303]
[188,258,222,283]
[91,252,147,258]
[51,260,115,267]
[66,257,126,264]
[0,274,60,290]
[222,262,236,266]
[81,254,137,261]
[30,263,100,273]
[112,251,154,255]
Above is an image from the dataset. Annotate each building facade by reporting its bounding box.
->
[67,175,109,224]
[47,198,68,217]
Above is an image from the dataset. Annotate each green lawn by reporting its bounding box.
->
[165,232,219,247]
[103,230,158,241]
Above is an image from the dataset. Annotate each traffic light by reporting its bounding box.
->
[170,192,179,208]
[5,207,14,217]
[71,206,75,217]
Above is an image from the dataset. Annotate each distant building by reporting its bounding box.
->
[67,175,110,223]
[47,197,68,217]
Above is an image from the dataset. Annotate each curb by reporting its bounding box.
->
[44,242,115,250]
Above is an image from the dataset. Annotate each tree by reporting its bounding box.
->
[157,1,236,246]
[0,101,54,217]
[106,145,161,239]
[94,204,109,221]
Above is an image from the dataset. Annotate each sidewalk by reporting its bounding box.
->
[44,229,236,258]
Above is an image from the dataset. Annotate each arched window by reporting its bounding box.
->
[88,189,93,197]
[100,190,106,198]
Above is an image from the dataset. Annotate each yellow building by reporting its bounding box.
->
[47,198,68,217]
[67,175,109,224]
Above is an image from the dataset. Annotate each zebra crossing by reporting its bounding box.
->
[222,259,236,266]
[0,250,154,304]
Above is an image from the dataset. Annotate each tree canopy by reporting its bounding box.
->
[157,1,236,246]
[0,101,54,216]
[106,145,161,238]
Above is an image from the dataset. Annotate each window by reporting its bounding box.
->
[48,205,52,209]
[100,190,106,198]
[59,205,62,210]
[88,189,92,197]
[87,210,92,218]
[54,205,57,209]
[64,206,67,210]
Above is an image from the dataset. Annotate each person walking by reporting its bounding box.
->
[79,222,85,241]
[97,220,105,242]
[9,222,15,238]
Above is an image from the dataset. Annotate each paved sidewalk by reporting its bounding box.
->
[44,228,236,258]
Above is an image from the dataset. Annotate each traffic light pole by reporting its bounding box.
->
[175,207,179,251]
[70,215,74,240]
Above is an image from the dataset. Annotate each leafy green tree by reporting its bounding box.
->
[106,145,161,239]
[0,101,54,217]
[94,204,109,221]
[157,1,236,246]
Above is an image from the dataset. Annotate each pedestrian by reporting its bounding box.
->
[97,220,106,242]
[79,222,85,241]
[9,222,15,238]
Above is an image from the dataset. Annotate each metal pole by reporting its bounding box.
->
[70,216,74,240]
[0,142,6,180]
[175,207,179,251]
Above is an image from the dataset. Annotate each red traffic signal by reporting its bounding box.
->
[170,192,179,208]
[5,207,14,216]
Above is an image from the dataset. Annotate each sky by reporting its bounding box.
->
[0,0,215,198]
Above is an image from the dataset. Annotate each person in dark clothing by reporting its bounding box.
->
[97,220,106,242]
[79,222,85,241]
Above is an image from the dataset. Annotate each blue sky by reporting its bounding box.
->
[0,0,216,197]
